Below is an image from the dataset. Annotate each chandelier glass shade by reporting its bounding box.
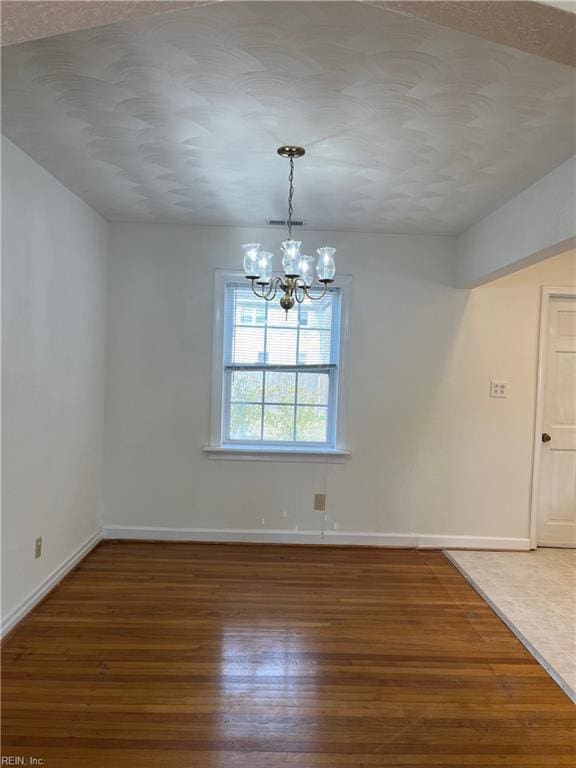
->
[242,146,336,313]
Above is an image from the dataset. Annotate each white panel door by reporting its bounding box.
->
[537,296,576,547]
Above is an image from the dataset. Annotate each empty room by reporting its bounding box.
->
[1,1,576,765]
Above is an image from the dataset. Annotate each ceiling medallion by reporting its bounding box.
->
[242,145,336,314]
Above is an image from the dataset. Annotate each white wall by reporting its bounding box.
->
[103,223,575,547]
[416,248,576,540]
[2,138,108,628]
[457,155,576,288]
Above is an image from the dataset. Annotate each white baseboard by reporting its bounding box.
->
[326,531,415,547]
[1,530,102,637]
[103,526,530,551]
[418,534,530,551]
[103,526,413,547]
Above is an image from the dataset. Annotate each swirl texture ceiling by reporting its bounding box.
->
[2,2,575,233]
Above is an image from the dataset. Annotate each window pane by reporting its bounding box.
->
[231,371,263,403]
[229,404,261,440]
[297,373,329,405]
[268,304,298,327]
[265,372,296,404]
[297,329,332,365]
[263,405,294,441]
[266,328,297,365]
[234,294,266,326]
[223,282,342,448]
[232,326,265,363]
[296,406,328,442]
[300,296,333,329]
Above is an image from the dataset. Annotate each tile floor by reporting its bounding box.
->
[446,547,576,702]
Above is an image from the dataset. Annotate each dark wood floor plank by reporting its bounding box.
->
[2,542,574,766]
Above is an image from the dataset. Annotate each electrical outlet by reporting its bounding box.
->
[314,493,326,512]
[35,536,42,559]
[490,380,508,398]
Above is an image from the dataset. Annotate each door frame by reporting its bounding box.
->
[529,286,576,549]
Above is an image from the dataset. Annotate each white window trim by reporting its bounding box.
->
[205,269,352,461]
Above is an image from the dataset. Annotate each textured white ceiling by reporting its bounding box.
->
[2,2,575,234]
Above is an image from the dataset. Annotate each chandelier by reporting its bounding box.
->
[242,145,336,314]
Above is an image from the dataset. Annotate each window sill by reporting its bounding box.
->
[203,445,350,463]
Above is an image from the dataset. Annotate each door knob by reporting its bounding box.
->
[542,433,552,443]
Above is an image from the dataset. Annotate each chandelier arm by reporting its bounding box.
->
[293,278,307,304]
[270,277,283,301]
[302,283,330,302]
[269,276,285,301]
[249,280,268,299]
[250,277,279,301]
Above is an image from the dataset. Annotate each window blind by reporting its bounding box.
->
[224,282,338,367]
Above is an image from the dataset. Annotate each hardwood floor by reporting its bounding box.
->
[2,542,575,767]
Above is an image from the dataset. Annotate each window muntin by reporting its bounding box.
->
[222,283,341,448]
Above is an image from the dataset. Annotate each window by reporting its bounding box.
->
[207,271,351,458]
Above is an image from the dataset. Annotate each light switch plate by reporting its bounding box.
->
[490,380,508,398]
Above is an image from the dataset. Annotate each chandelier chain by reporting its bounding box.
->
[287,155,294,240]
